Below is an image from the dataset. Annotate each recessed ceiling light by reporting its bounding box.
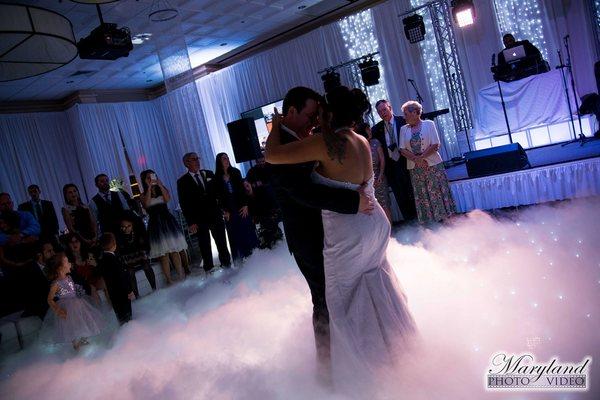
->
[298,5,306,9]
[132,33,152,45]
[220,43,227,46]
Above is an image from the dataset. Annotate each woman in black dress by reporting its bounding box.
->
[214,153,258,263]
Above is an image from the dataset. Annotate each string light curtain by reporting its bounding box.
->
[408,0,459,156]
[338,9,389,122]
[492,0,549,60]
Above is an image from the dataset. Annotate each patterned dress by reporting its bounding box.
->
[39,276,106,343]
[369,138,390,208]
[408,129,456,223]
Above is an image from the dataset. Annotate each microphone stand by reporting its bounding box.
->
[557,49,580,146]
[408,79,425,105]
[491,56,513,143]
[560,35,593,146]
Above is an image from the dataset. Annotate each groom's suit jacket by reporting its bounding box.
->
[268,128,360,257]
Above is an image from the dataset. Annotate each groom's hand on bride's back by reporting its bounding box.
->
[358,185,374,214]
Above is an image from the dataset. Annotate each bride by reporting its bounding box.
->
[265,86,416,389]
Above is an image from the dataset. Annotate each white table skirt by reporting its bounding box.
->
[476,70,578,137]
[450,158,600,212]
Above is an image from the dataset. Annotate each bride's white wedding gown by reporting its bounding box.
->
[312,171,417,388]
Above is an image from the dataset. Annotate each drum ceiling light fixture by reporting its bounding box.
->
[0,3,78,82]
[149,0,178,22]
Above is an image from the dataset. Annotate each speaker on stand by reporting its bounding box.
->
[226,118,262,163]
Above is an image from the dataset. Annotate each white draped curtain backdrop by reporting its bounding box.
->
[1,0,597,221]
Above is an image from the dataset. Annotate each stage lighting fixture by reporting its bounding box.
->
[403,14,425,44]
[451,0,475,27]
[321,69,341,93]
[358,58,380,86]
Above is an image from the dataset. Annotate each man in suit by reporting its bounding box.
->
[268,86,372,375]
[372,99,417,222]
[89,173,143,235]
[177,152,231,272]
[18,184,59,242]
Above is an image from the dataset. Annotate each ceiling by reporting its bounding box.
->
[0,0,367,103]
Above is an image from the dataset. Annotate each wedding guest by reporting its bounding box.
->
[0,192,40,244]
[18,184,59,242]
[0,192,40,266]
[41,253,107,349]
[245,156,271,187]
[0,232,51,319]
[399,101,455,223]
[117,217,156,297]
[140,170,187,284]
[89,173,142,235]
[243,179,282,249]
[214,153,258,263]
[99,233,135,325]
[372,99,417,222]
[21,240,54,318]
[356,122,392,223]
[177,152,231,272]
[64,233,109,304]
[61,184,97,249]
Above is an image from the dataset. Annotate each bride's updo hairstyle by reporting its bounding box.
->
[322,86,371,163]
[324,86,371,129]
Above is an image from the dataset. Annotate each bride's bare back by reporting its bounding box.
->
[315,129,373,185]
[265,118,373,185]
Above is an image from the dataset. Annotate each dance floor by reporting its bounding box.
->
[1,197,599,399]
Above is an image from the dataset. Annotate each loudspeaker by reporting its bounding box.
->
[465,143,530,178]
[227,118,261,163]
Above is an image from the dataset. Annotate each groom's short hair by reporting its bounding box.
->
[282,86,321,116]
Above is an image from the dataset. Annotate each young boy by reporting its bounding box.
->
[99,233,135,324]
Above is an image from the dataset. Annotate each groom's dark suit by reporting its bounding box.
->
[269,126,360,363]
[372,115,417,221]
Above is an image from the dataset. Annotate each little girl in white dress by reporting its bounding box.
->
[40,253,107,350]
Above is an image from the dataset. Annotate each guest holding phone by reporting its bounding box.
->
[140,170,187,285]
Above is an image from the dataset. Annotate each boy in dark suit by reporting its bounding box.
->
[99,233,135,324]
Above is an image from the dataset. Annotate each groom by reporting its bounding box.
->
[268,86,372,373]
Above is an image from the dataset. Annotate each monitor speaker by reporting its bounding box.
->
[465,143,530,178]
[227,118,261,163]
